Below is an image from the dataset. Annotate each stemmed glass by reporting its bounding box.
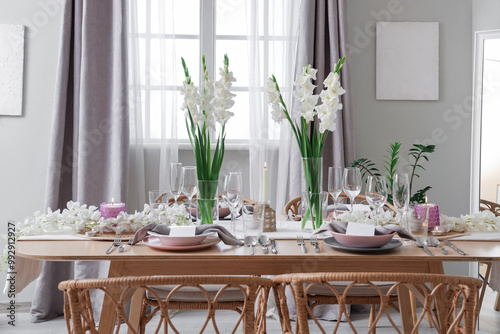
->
[181,166,198,221]
[328,167,343,220]
[365,175,388,225]
[343,167,362,212]
[222,172,243,235]
[393,173,411,244]
[170,163,182,205]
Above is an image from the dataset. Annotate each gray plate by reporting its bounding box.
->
[323,237,402,253]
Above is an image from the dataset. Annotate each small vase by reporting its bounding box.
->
[301,157,324,229]
[197,180,219,225]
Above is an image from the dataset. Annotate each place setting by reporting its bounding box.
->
[314,220,415,254]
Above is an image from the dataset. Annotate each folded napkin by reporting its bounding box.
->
[132,223,244,246]
[315,221,415,241]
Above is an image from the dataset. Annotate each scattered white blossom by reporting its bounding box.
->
[442,211,500,232]
[334,210,398,226]
[13,201,190,237]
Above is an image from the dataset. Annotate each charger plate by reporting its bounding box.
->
[323,237,402,253]
[75,232,135,241]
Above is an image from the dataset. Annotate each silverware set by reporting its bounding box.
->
[105,236,122,254]
[297,235,322,253]
[414,236,466,256]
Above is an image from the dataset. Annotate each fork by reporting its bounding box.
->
[106,236,122,254]
[310,235,320,253]
[118,238,134,253]
[297,235,307,253]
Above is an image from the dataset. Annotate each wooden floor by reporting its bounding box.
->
[1,286,498,333]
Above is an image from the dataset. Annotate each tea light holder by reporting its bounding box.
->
[100,201,126,219]
[431,226,444,236]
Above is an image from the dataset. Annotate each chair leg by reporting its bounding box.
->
[368,304,377,333]
[495,292,500,311]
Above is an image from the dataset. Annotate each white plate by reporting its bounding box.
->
[147,231,215,246]
[143,236,220,251]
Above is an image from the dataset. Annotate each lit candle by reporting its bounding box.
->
[262,162,268,203]
[432,226,444,236]
[100,198,126,219]
[414,196,440,230]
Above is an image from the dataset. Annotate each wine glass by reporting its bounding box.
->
[393,173,410,228]
[365,175,388,225]
[181,166,198,221]
[222,172,243,235]
[170,163,182,204]
[328,167,343,220]
[343,167,362,212]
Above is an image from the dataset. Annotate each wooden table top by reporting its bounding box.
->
[16,238,500,263]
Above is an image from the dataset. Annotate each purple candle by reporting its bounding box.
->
[100,200,126,219]
[414,201,440,230]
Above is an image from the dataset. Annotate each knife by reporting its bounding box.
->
[444,240,467,255]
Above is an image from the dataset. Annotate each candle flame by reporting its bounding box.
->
[264,162,267,169]
[111,198,115,204]
[424,196,428,204]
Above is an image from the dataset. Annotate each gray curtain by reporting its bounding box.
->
[31,0,129,322]
[287,0,354,200]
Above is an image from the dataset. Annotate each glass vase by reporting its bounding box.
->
[301,191,328,231]
[301,157,324,229]
[197,180,219,225]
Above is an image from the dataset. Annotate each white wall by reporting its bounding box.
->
[347,0,473,217]
[347,0,475,276]
[0,0,62,302]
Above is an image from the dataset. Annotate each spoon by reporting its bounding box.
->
[427,236,448,255]
[414,237,433,256]
[270,239,278,254]
[244,236,258,255]
[258,235,270,254]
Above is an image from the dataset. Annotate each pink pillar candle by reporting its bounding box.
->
[100,201,126,219]
[414,203,440,230]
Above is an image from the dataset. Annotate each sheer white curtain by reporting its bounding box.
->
[127,0,179,211]
[246,0,300,208]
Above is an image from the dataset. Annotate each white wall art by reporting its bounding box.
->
[376,22,439,100]
[0,24,25,116]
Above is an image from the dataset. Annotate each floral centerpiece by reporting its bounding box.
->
[267,57,346,229]
[0,201,189,272]
[180,55,236,224]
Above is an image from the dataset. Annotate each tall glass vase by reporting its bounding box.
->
[197,180,219,225]
[301,157,324,229]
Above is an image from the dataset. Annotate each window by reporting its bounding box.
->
[133,0,285,143]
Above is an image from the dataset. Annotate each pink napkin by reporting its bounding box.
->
[315,221,415,240]
[132,223,244,246]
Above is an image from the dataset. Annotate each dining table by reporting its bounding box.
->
[15,224,500,334]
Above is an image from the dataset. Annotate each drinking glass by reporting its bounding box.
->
[343,167,362,212]
[328,167,343,220]
[408,208,428,241]
[170,163,182,204]
[181,166,198,221]
[222,172,243,235]
[148,190,168,209]
[242,203,264,244]
[393,173,410,228]
[365,175,388,225]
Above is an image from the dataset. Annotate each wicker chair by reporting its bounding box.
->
[58,275,273,334]
[283,193,397,218]
[478,199,500,312]
[273,272,482,334]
